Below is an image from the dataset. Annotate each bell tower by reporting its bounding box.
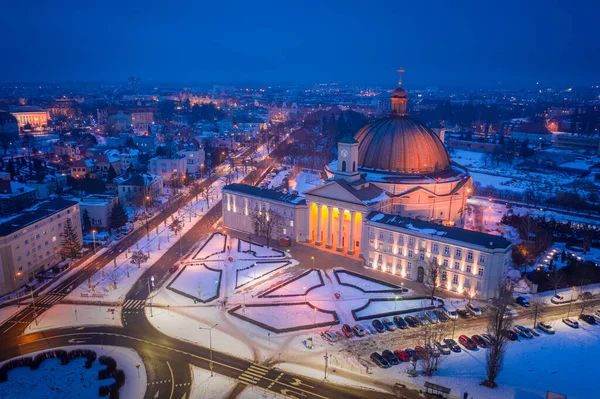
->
[335,134,360,182]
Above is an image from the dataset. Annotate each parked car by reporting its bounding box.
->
[458,335,477,350]
[168,265,179,274]
[121,224,133,235]
[425,310,439,324]
[551,294,571,304]
[364,324,377,334]
[321,331,338,342]
[404,348,417,359]
[456,309,472,319]
[433,309,449,323]
[466,302,482,316]
[503,308,518,319]
[443,305,458,320]
[444,338,462,353]
[382,350,399,365]
[416,313,430,325]
[537,322,555,334]
[414,346,430,360]
[579,314,597,325]
[580,291,593,300]
[513,325,533,338]
[501,330,519,341]
[341,324,354,338]
[515,296,531,308]
[370,352,390,368]
[393,316,408,329]
[404,315,419,328]
[435,341,451,355]
[372,319,385,333]
[481,333,494,345]
[393,350,411,362]
[427,344,441,358]
[528,328,540,337]
[382,318,396,331]
[113,233,122,241]
[471,335,488,348]
[334,331,345,341]
[352,324,366,337]
[562,318,579,329]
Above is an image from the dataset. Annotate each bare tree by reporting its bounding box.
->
[130,250,150,270]
[529,297,546,329]
[170,217,184,256]
[250,208,284,248]
[419,321,447,376]
[200,185,214,207]
[579,290,596,317]
[483,278,514,388]
[548,265,565,295]
[104,268,122,290]
[425,259,443,305]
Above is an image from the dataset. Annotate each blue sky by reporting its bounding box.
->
[1,0,598,87]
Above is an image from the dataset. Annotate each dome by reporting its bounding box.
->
[391,86,407,98]
[354,116,451,174]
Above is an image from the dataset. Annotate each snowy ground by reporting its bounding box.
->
[193,232,227,260]
[288,171,323,194]
[335,270,405,292]
[26,304,122,333]
[0,305,23,325]
[239,240,286,258]
[236,261,292,288]
[189,365,236,399]
[236,303,336,330]
[0,345,146,399]
[262,269,322,297]
[168,264,221,301]
[353,298,442,319]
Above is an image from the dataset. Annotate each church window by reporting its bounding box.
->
[408,237,415,247]
[452,275,458,285]
[379,231,384,240]
[397,235,404,246]
[443,246,450,256]
[455,249,462,259]
[407,262,412,271]
[432,243,439,254]
[419,252,425,260]
[454,261,460,270]
[466,264,472,273]
[388,233,393,243]
[441,271,447,282]
[479,254,486,264]
[478,268,484,276]
[352,161,356,172]
[467,251,474,261]
[408,249,413,258]
[342,161,346,172]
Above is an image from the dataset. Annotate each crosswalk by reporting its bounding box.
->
[123,299,146,314]
[237,364,270,385]
[35,293,65,306]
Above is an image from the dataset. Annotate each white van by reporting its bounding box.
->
[550,294,572,304]
[443,305,458,320]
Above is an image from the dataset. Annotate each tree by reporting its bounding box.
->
[548,265,565,295]
[250,208,284,248]
[130,250,150,270]
[200,184,214,207]
[170,217,184,256]
[425,259,443,305]
[106,165,117,182]
[529,297,546,329]
[59,218,82,259]
[579,290,596,316]
[82,209,92,233]
[110,201,128,231]
[483,278,514,388]
[419,320,447,376]
[104,268,122,290]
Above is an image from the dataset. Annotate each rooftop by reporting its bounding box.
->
[366,212,512,250]
[223,183,306,205]
[0,199,79,236]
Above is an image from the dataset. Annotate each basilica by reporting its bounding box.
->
[223,73,512,299]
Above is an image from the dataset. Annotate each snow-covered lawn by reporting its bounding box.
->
[0,345,146,399]
[189,365,236,399]
[234,303,337,331]
[193,232,227,260]
[168,264,221,302]
[0,305,23,325]
[26,304,122,333]
[238,240,286,259]
[353,298,441,320]
[235,261,292,288]
[262,270,323,297]
[335,270,403,293]
[288,172,323,194]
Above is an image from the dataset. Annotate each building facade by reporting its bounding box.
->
[79,194,119,230]
[149,155,186,181]
[115,173,163,206]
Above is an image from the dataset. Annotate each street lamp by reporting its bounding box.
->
[92,230,97,253]
[311,256,315,270]
[199,323,219,376]
[13,272,22,307]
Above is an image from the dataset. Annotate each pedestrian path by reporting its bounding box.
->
[237,364,270,385]
[35,293,66,307]
[123,299,146,313]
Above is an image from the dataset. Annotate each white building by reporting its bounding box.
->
[120,148,141,171]
[148,155,186,181]
[114,173,163,206]
[178,147,205,174]
[79,194,119,230]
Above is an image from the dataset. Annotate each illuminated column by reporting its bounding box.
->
[348,211,355,255]
[326,206,333,248]
[336,209,343,251]
[315,204,322,245]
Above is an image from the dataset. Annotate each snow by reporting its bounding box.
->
[168,264,221,302]
[0,345,146,399]
[193,233,227,260]
[288,172,322,194]
[236,261,292,288]
[353,298,441,320]
[238,240,286,258]
[335,270,402,292]
[267,168,291,190]
[370,213,385,222]
[235,303,336,330]
[404,223,447,236]
[189,365,236,399]
[0,306,23,325]
[26,304,122,333]
[262,270,322,297]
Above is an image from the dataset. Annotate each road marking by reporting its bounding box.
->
[290,377,313,388]
[166,361,175,399]
[67,338,90,344]
[268,372,284,389]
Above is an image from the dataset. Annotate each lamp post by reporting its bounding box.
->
[199,323,218,376]
[13,272,22,307]
[92,230,97,254]
[311,256,315,270]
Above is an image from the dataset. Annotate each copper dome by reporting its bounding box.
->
[354,116,451,174]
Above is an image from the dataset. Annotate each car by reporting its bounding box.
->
[394,350,411,362]
[341,324,354,338]
[416,313,430,325]
[456,309,472,319]
[352,324,366,337]
[458,335,477,350]
[466,302,482,316]
[481,333,494,345]
[425,310,439,324]
[528,328,540,337]
[427,344,441,358]
[434,309,449,323]
[515,296,531,308]
[414,346,430,360]
[471,335,488,348]
[404,348,417,360]
[393,315,408,329]
[503,308,518,319]
[444,339,462,353]
[321,331,339,342]
[168,265,179,274]
[443,306,459,320]
[113,233,122,241]
[537,322,555,334]
[513,325,533,338]
[563,318,579,329]
[501,329,519,341]
[435,341,451,355]
[382,350,399,365]
[580,291,593,300]
[370,352,391,368]
[551,294,571,304]
[364,324,377,334]
[579,314,597,325]
[404,315,419,328]
[382,318,396,331]
[372,319,385,333]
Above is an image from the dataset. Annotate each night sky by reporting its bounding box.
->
[1,0,599,88]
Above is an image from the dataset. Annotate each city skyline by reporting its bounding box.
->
[1,0,599,88]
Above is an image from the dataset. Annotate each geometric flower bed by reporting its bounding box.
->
[237,239,285,259]
[333,269,407,293]
[192,232,227,260]
[166,263,222,303]
[228,302,339,334]
[234,260,291,289]
[352,297,444,321]
[259,269,324,298]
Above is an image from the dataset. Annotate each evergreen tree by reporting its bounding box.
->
[106,165,117,182]
[82,209,92,232]
[110,201,129,231]
[59,217,82,259]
